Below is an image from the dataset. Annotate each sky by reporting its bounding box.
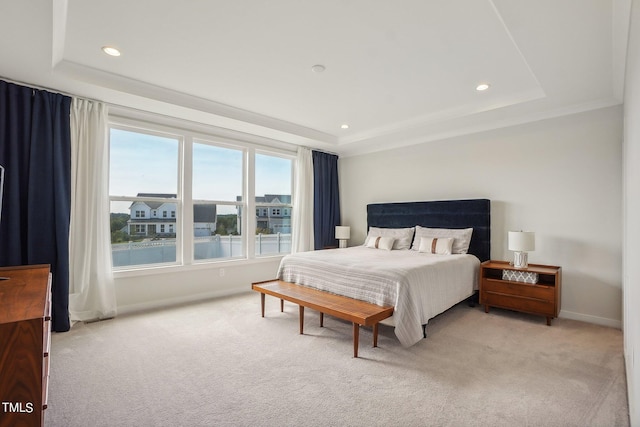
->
[109,128,292,214]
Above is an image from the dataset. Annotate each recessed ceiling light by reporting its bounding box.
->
[102,46,121,57]
[311,64,326,73]
[476,83,490,91]
[341,124,349,129]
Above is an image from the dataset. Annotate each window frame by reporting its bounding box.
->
[190,137,248,263]
[108,114,295,275]
[109,123,183,269]
[253,150,294,256]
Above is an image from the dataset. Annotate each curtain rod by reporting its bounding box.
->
[1,75,333,155]
[311,148,340,157]
[0,75,99,103]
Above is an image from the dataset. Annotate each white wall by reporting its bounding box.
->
[113,258,281,313]
[623,1,640,425]
[340,106,623,327]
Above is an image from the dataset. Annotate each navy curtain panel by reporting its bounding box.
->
[312,150,340,250]
[0,80,72,332]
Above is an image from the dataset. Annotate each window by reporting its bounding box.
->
[109,127,180,268]
[192,141,244,261]
[254,153,292,255]
[109,119,294,271]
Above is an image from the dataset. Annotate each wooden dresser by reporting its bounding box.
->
[0,265,52,427]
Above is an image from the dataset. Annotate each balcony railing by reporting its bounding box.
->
[112,233,291,267]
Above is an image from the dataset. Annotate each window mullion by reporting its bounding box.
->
[246,148,256,259]
[182,136,194,264]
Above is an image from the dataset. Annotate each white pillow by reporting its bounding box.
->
[364,227,415,250]
[411,226,473,254]
[366,236,395,251]
[418,237,453,255]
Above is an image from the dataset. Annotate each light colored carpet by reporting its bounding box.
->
[46,292,629,426]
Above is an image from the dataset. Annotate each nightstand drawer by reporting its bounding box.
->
[483,279,555,301]
[482,291,556,316]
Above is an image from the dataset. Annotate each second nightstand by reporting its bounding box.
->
[479,260,562,325]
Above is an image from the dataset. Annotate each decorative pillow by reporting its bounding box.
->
[411,226,473,254]
[418,237,453,255]
[364,227,414,250]
[365,236,395,251]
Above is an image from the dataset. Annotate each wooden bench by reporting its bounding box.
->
[251,280,394,358]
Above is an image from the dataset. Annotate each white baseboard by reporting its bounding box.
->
[559,309,622,329]
[117,288,246,316]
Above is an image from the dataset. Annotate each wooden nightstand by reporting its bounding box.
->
[479,260,562,325]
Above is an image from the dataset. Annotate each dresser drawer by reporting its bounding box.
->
[42,353,50,410]
[483,279,555,301]
[43,319,51,356]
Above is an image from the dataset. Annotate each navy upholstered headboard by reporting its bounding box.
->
[367,199,491,262]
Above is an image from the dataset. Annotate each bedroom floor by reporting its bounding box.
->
[47,292,629,427]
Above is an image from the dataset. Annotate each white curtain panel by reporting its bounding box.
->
[291,147,314,252]
[69,98,117,322]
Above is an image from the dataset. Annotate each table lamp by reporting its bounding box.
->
[508,231,535,268]
[335,226,351,248]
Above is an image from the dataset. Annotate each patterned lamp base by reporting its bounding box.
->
[513,251,529,268]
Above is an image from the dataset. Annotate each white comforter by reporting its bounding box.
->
[277,246,480,347]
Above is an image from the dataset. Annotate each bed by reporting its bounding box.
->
[277,199,491,347]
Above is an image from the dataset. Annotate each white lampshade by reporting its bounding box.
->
[508,231,535,252]
[335,226,351,240]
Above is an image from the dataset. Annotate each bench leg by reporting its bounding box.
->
[260,293,265,318]
[320,312,324,327]
[280,299,284,312]
[373,323,379,348]
[299,305,304,334]
[353,323,359,358]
